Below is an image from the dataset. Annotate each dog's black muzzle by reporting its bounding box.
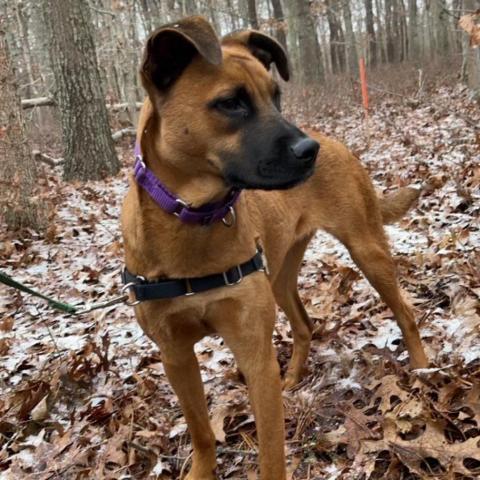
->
[223,117,320,191]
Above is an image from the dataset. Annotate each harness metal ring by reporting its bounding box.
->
[121,282,141,306]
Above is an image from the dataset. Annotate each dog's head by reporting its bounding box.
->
[140,16,319,190]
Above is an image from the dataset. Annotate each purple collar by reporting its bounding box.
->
[133,143,241,226]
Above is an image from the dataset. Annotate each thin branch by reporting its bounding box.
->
[88,2,116,17]
[111,127,136,141]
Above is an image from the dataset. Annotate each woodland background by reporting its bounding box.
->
[0,1,480,479]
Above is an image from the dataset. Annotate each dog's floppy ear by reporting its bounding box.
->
[222,30,290,81]
[141,16,222,94]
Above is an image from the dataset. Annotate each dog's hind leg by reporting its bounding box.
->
[273,234,314,389]
[340,228,428,369]
[161,346,217,479]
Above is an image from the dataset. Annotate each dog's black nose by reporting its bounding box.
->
[290,137,320,164]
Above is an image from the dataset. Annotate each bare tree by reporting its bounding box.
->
[287,0,323,83]
[462,0,480,97]
[0,20,43,231]
[365,0,378,66]
[342,0,358,74]
[269,0,287,51]
[247,0,259,29]
[326,0,346,73]
[408,0,419,60]
[41,0,120,181]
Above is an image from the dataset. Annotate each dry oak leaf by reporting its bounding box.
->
[459,13,480,47]
[210,405,232,443]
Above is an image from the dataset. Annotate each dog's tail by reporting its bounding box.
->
[379,187,420,224]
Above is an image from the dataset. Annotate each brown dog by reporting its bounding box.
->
[121,16,428,480]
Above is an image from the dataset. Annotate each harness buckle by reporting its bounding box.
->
[223,265,243,286]
[184,278,196,296]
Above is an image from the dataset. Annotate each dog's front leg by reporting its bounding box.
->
[161,346,217,480]
[215,293,286,480]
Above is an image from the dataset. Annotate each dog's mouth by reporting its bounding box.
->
[225,164,315,191]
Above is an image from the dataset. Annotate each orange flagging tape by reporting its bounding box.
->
[359,57,369,115]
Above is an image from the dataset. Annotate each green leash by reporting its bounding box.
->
[0,270,130,315]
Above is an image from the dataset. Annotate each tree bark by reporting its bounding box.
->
[326,0,346,73]
[408,0,419,60]
[433,0,450,56]
[462,0,480,97]
[0,22,43,231]
[384,0,396,62]
[287,0,323,84]
[342,0,358,74]
[375,0,388,62]
[247,0,259,29]
[14,2,36,98]
[364,0,378,66]
[41,0,120,181]
[269,0,287,51]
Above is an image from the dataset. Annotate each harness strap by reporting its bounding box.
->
[122,250,265,302]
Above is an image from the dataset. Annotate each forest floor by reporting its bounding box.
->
[1,84,479,480]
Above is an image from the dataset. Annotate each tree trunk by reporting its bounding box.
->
[375,0,388,62]
[326,0,346,74]
[0,23,43,231]
[342,0,358,74]
[285,1,300,76]
[14,2,36,98]
[287,0,323,84]
[384,0,396,62]
[396,0,408,61]
[225,0,239,31]
[247,0,259,29]
[42,0,119,181]
[364,0,377,66]
[127,1,140,125]
[408,0,419,60]
[269,0,287,51]
[433,0,450,56]
[425,0,435,58]
[462,0,480,97]
[451,0,464,53]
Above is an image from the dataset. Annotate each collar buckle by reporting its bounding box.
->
[173,198,190,218]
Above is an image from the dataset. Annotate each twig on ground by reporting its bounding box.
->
[32,150,64,167]
[112,128,137,141]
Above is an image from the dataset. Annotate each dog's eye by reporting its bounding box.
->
[215,97,249,117]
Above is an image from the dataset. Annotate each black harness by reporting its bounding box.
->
[122,250,265,302]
